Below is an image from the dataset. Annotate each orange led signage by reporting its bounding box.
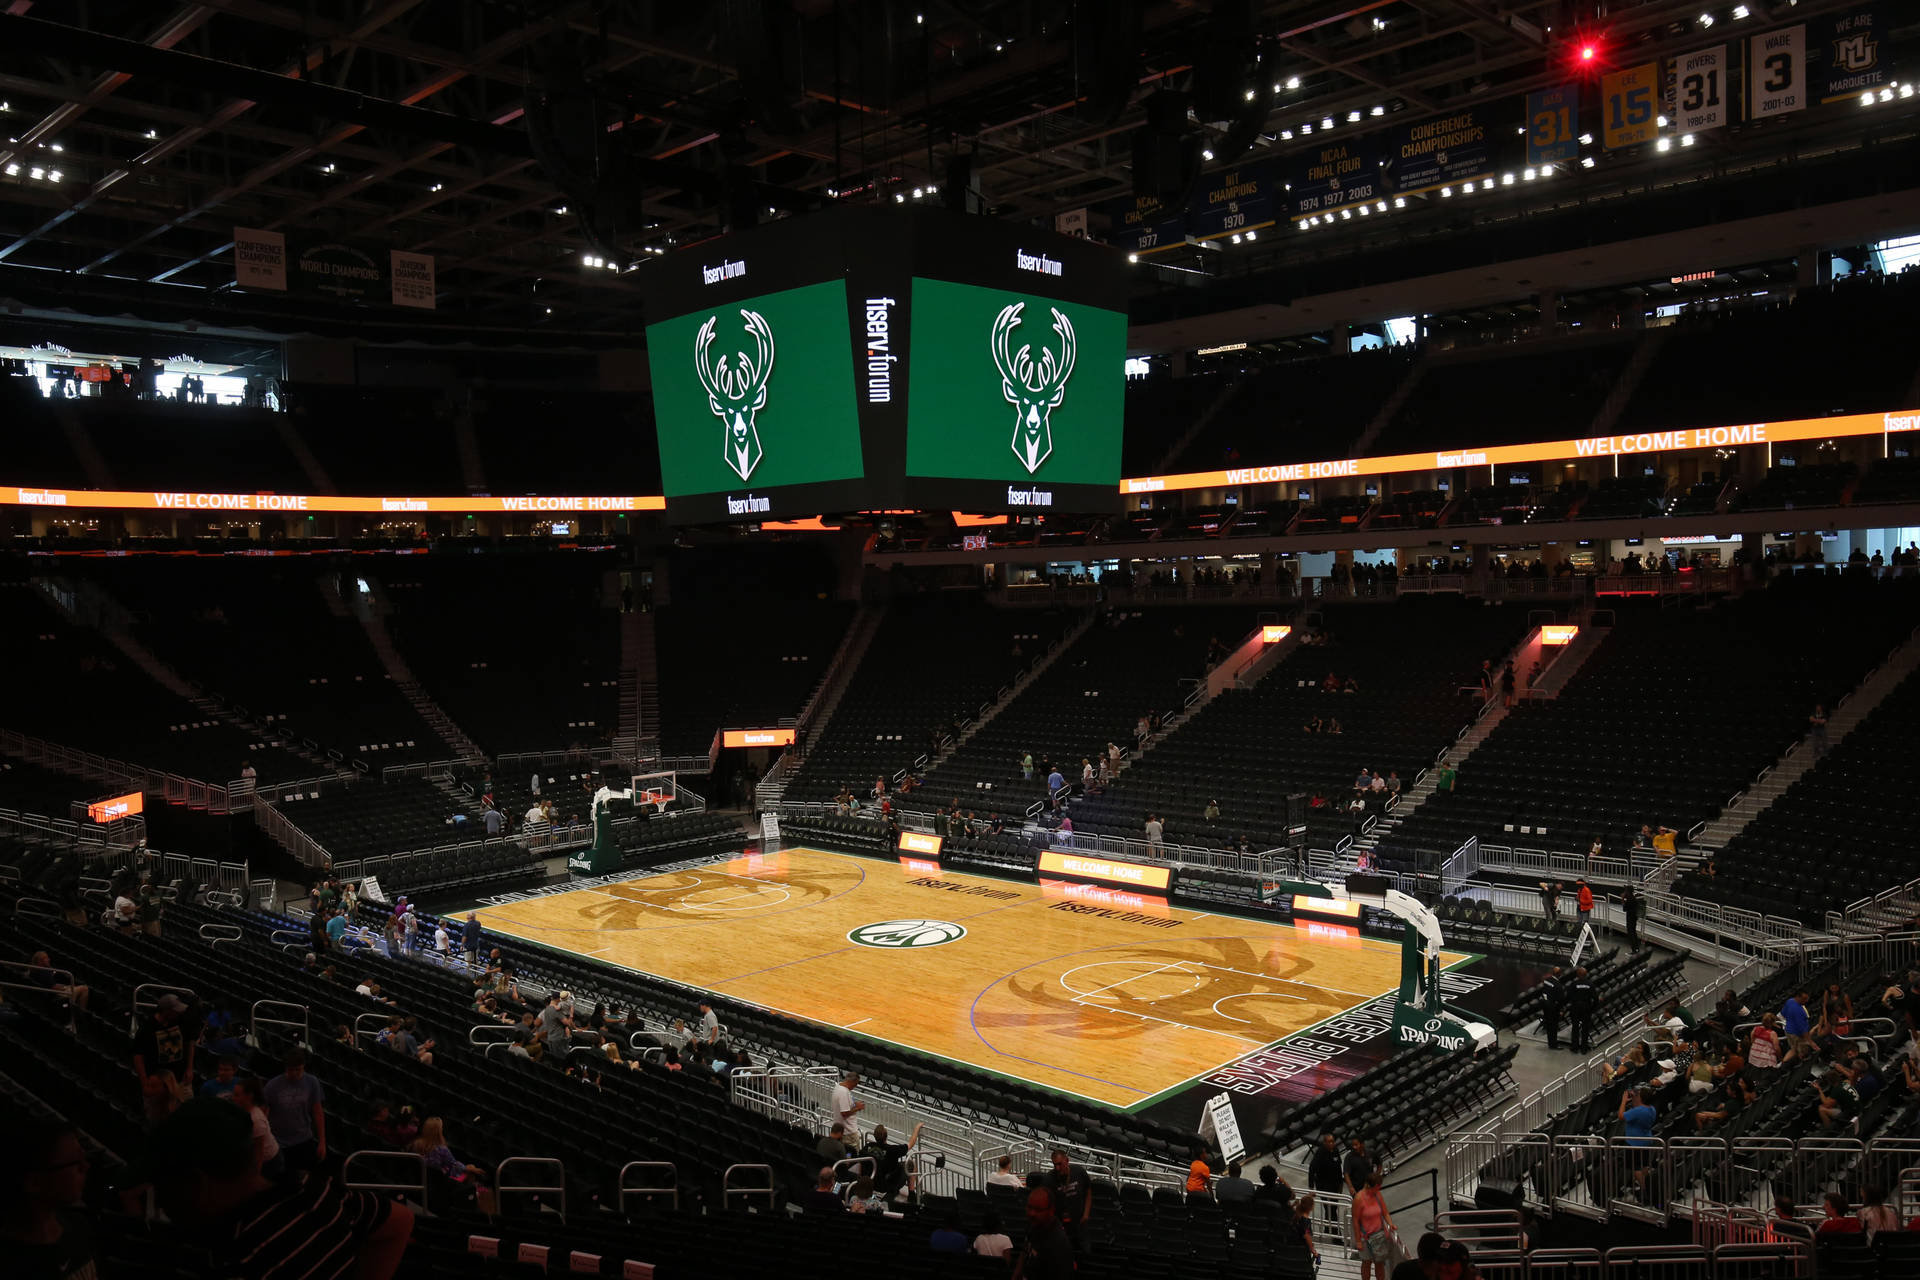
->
[1540,624,1579,646]
[1261,624,1293,643]
[1291,894,1362,918]
[1037,851,1172,892]
[1119,407,1920,496]
[86,791,145,822]
[897,831,944,856]
[721,728,796,748]
[0,486,666,514]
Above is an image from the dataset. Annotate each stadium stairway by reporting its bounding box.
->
[1658,622,1920,892]
[1347,344,1430,457]
[935,607,1099,757]
[756,603,886,811]
[1581,326,1670,441]
[1145,372,1253,474]
[616,610,657,754]
[355,587,488,765]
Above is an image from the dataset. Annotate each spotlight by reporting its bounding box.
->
[46,170,59,183]
[1127,253,1139,263]
[1347,110,1361,123]
[1656,137,1671,151]
[1371,105,1384,116]
[1286,77,1300,90]
[1580,156,1596,168]
[1440,186,1452,197]
[1580,44,1596,63]
[1733,5,1749,17]
[1245,90,1256,102]
[1321,116,1334,130]
[1202,149,1214,161]
[1578,133,1594,145]
[1231,233,1243,243]
[1681,134,1695,146]
[1245,229,1256,241]
[1524,167,1537,180]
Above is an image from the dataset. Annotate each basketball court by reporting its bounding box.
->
[472,847,1473,1110]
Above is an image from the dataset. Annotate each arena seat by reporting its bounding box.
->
[653,599,854,756]
[1370,334,1634,455]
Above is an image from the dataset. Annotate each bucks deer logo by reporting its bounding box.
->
[694,308,775,482]
[992,302,1077,475]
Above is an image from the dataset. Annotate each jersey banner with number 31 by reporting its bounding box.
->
[1670,44,1727,134]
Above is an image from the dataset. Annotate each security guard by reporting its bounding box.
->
[1569,965,1598,1053]
[1538,965,1565,1051]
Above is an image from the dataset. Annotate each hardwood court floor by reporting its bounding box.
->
[473,848,1463,1109]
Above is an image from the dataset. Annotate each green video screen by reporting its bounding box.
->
[647,278,865,501]
[904,277,1126,488]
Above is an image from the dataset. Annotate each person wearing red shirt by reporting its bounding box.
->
[1817,1192,1863,1234]
[1576,880,1595,931]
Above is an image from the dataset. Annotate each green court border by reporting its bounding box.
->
[473,845,1487,1117]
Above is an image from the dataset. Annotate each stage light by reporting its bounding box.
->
[1580,44,1596,62]
[321,162,336,174]
[429,182,443,192]
[1371,105,1384,116]
[915,12,923,21]
[47,170,60,182]
[145,129,158,140]
[1524,167,1537,180]
[554,205,568,214]
[1375,201,1386,212]
[1733,5,1749,17]
[1540,164,1553,176]
[28,166,42,180]
[1881,87,1895,102]
[1681,134,1695,146]
[1440,186,1451,197]
[1656,137,1671,151]
[1286,77,1300,90]
[3,164,16,177]
[1581,156,1596,168]
[1903,84,1915,99]
[1231,233,1243,243]
[1657,115,1668,127]
[1245,229,1256,240]
[1501,172,1514,185]
[1202,149,1214,161]
[1698,12,1713,26]
[1245,90,1255,102]
[895,193,905,203]
[1321,116,1334,129]
[925,184,936,194]
[1127,253,1139,263]
[1862,91,1877,106]
[912,186,923,198]
[1347,110,1361,122]
[1280,129,1293,140]
[1393,196,1406,207]
[1578,133,1594,145]
[49,143,62,152]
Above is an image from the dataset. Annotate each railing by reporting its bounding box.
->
[617,1161,679,1211]
[1474,841,1648,885]
[0,726,246,814]
[721,1164,776,1210]
[496,1156,567,1220]
[341,1150,428,1201]
[2,803,146,849]
[255,799,332,869]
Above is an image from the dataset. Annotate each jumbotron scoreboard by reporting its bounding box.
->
[643,208,1129,523]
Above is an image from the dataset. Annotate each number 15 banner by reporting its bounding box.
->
[1602,63,1661,149]
[1671,44,1727,133]
[1749,25,1806,119]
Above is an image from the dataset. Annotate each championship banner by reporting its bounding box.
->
[233,227,286,291]
[1188,163,1277,240]
[1818,6,1887,103]
[1748,25,1807,119]
[1382,108,1490,198]
[390,250,437,309]
[290,236,388,303]
[1602,62,1662,148]
[1097,192,1186,256]
[1287,136,1388,219]
[1671,44,1729,134]
[1525,85,1579,166]
[1053,208,1088,238]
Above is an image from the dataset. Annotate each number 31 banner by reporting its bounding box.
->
[1749,25,1806,119]
[1671,45,1727,134]
[1525,85,1579,165]
[1602,63,1662,149]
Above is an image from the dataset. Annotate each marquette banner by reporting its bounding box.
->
[1384,108,1491,198]
[1098,192,1186,256]
[1748,25,1807,119]
[0,487,666,513]
[1671,45,1729,134]
[233,227,286,291]
[1525,85,1579,166]
[1818,6,1887,102]
[390,250,437,309]
[1288,139,1388,218]
[1119,407,1920,496]
[1189,164,1277,240]
[1603,63,1662,148]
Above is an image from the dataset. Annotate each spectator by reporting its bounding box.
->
[1620,884,1641,946]
[1048,1148,1091,1248]
[110,886,139,933]
[1204,799,1220,823]
[1537,966,1565,1051]
[1781,989,1812,1047]
[134,993,197,1124]
[366,1102,418,1150]
[1144,813,1164,848]
[698,1000,721,1048]
[800,1167,845,1214]
[1386,771,1402,798]
[1186,1152,1212,1198]
[1343,1136,1374,1195]
[973,1209,1013,1258]
[1021,751,1034,781]
[432,922,451,957]
[1815,1069,1860,1130]
[1215,1159,1255,1203]
[462,913,483,964]
[1045,765,1064,798]
[1015,1186,1075,1279]
[1859,1184,1900,1233]
[1393,1232,1445,1280]
[26,950,89,1012]
[1254,1164,1293,1210]
[831,1070,864,1137]
[389,1018,435,1066]
[262,1049,327,1172]
[929,1211,969,1253]
[1285,1194,1320,1263]
[1619,1087,1656,1197]
[483,804,504,837]
[1080,757,1094,788]
[201,1056,241,1100]
[530,770,541,797]
[1307,1132,1343,1217]
[1353,1168,1398,1280]
[538,993,574,1061]
[1575,880,1594,930]
[0,1119,95,1279]
[1568,966,1597,1052]
[987,1154,1025,1187]
[413,1117,490,1207]
[1056,814,1074,847]
[143,1098,412,1278]
[815,1122,852,1167]
[860,1122,924,1200]
[1809,704,1829,757]
[1694,1074,1757,1129]
[229,1076,282,1180]
[1817,1191,1862,1234]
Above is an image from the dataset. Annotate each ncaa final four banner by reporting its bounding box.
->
[1817,6,1887,103]
[1285,138,1388,220]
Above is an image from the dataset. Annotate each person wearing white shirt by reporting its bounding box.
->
[698,1000,720,1045]
[483,806,504,837]
[986,1155,1025,1187]
[530,771,541,796]
[973,1211,1013,1259]
[112,894,139,931]
[830,1070,864,1137]
[433,924,450,954]
[524,804,544,828]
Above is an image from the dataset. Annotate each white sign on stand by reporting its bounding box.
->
[359,875,386,905]
[760,812,781,847]
[1198,1092,1246,1164]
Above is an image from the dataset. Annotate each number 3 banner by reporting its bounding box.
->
[1671,44,1727,134]
[1602,63,1662,149]
[1748,25,1806,119]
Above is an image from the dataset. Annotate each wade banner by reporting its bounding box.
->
[233,227,286,291]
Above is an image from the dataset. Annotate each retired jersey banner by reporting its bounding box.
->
[1525,85,1579,166]
[233,227,286,292]
[1383,109,1490,198]
[1287,138,1387,218]
[1189,164,1277,240]
[1671,45,1729,134]
[1602,63,1662,148]
[1748,25,1807,118]
[1818,6,1887,102]
[1098,192,1186,256]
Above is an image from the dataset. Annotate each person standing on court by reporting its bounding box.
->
[831,1070,865,1138]
[1538,966,1565,1051]
[1568,966,1597,1053]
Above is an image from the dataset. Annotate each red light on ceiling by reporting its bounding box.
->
[1580,44,1596,61]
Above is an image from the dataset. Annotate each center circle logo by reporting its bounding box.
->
[847,919,967,949]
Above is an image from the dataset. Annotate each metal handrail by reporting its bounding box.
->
[496,1156,567,1221]
[722,1163,776,1210]
[249,999,309,1047]
[617,1161,679,1211]
[341,1150,428,1201]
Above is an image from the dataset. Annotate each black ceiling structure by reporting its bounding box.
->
[0,0,1915,349]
